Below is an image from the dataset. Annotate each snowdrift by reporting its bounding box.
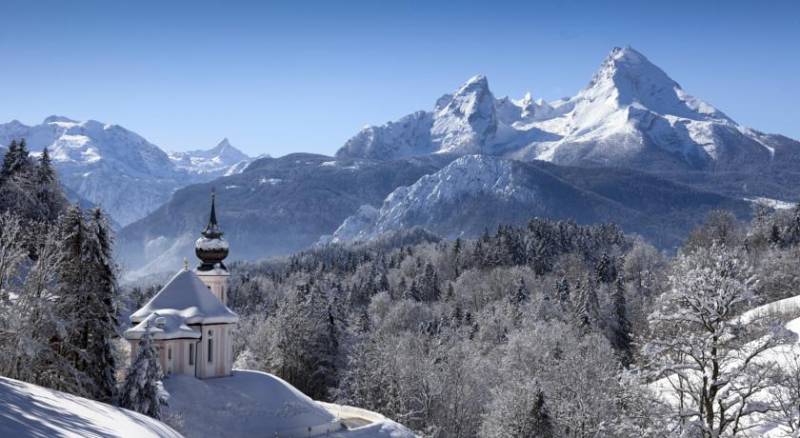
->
[0,376,181,437]
[164,369,415,437]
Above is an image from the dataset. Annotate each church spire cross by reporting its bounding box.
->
[202,188,222,239]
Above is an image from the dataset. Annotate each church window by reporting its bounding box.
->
[189,343,194,365]
[207,330,214,363]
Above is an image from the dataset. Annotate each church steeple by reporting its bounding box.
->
[195,188,229,272]
[202,188,223,239]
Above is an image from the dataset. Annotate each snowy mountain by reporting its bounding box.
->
[169,138,252,175]
[337,47,800,172]
[0,376,181,437]
[0,117,250,226]
[117,153,448,275]
[327,155,752,247]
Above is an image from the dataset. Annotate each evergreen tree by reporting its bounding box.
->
[0,140,31,181]
[595,253,616,283]
[36,148,54,185]
[54,205,119,401]
[524,390,555,438]
[34,148,65,222]
[611,276,633,367]
[83,208,119,402]
[119,325,164,419]
[573,278,599,333]
[53,205,91,391]
[511,277,529,305]
[0,140,18,182]
[556,276,570,306]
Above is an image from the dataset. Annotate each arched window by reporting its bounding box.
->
[189,343,194,366]
[207,330,213,363]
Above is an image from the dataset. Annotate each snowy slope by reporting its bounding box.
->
[0,117,249,225]
[0,376,181,437]
[327,154,754,247]
[163,370,414,438]
[649,294,800,437]
[336,47,798,172]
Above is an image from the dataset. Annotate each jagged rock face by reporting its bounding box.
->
[0,118,251,225]
[335,47,799,173]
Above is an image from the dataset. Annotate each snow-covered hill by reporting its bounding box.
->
[337,47,799,172]
[326,154,752,246]
[0,376,181,437]
[164,370,414,438]
[0,117,250,225]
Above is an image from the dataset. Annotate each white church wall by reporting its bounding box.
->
[195,324,234,379]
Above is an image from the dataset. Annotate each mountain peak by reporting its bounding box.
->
[43,115,78,125]
[608,46,647,64]
[213,137,233,151]
[457,75,490,94]
[431,75,497,154]
[588,46,675,94]
[579,46,730,123]
[211,138,249,160]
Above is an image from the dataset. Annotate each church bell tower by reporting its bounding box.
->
[194,189,230,304]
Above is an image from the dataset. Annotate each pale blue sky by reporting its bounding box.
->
[1,0,798,156]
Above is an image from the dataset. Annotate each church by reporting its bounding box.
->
[124,191,238,379]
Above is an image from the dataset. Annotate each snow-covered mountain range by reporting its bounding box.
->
[326,154,753,246]
[0,117,251,225]
[337,47,799,171]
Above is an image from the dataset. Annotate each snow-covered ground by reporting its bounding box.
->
[163,370,415,438]
[746,197,797,211]
[0,376,181,437]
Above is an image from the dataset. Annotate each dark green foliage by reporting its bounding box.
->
[0,139,66,222]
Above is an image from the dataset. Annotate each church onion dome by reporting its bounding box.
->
[195,189,229,271]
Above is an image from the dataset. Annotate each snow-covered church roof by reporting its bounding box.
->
[129,269,238,327]
[125,312,202,340]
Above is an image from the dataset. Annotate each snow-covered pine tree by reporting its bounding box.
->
[573,277,599,333]
[0,140,32,181]
[34,148,66,222]
[82,208,119,402]
[611,276,633,367]
[52,205,92,395]
[53,205,119,401]
[119,324,164,419]
[525,390,555,438]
